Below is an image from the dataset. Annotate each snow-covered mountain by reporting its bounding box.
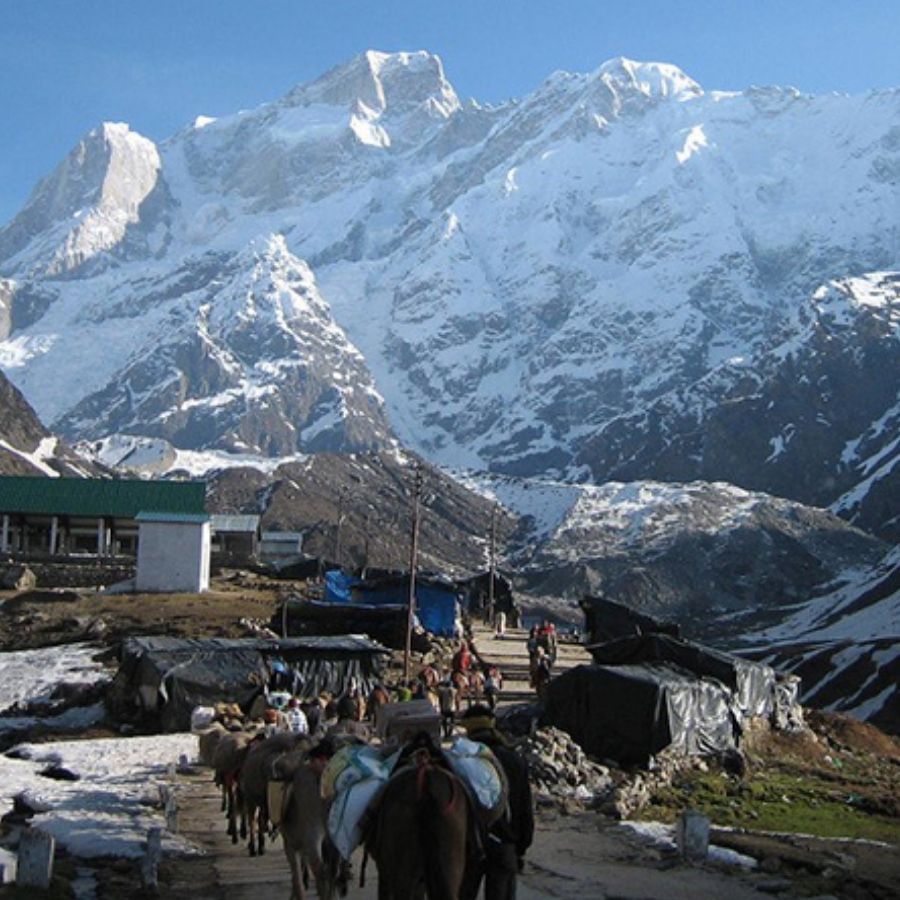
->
[462,473,888,629]
[1,51,898,534]
[740,545,900,734]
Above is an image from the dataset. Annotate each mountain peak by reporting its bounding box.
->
[595,57,703,100]
[0,121,160,277]
[289,49,460,116]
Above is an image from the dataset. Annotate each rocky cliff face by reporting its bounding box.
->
[469,474,888,630]
[207,450,514,575]
[0,370,99,476]
[0,52,897,536]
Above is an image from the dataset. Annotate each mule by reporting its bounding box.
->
[212,730,256,843]
[239,731,309,856]
[367,748,476,900]
[197,720,227,767]
[280,762,342,900]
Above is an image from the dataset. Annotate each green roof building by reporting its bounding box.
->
[0,475,207,559]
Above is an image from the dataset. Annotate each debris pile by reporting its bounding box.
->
[519,727,613,805]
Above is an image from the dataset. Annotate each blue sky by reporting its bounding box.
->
[1,0,897,225]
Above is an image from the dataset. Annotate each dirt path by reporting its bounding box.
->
[157,768,791,900]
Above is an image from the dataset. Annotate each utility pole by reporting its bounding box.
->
[362,508,373,578]
[334,487,348,565]
[403,464,424,680]
[488,501,498,626]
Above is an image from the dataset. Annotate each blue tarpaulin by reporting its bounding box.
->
[325,570,358,603]
[321,572,458,637]
[415,583,459,637]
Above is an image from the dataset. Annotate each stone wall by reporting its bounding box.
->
[0,560,134,589]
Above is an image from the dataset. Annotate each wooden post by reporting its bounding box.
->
[1,514,8,554]
[49,516,59,556]
[141,826,162,891]
[403,465,423,681]
[96,518,106,557]
[165,795,178,833]
[16,828,54,890]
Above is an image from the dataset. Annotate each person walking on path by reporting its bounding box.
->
[460,705,534,900]
[284,697,309,735]
[484,665,503,711]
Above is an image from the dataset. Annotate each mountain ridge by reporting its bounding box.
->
[1,51,898,537]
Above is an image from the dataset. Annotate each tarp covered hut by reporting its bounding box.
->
[459,571,518,620]
[319,571,461,638]
[544,663,738,767]
[351,574,460,637]
[109,634,389,731]
[545,635,789,766]
[587,634,779,719]
[579,594,680,645]
[276,597,431,652]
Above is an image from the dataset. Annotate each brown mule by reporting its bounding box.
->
[280,763,342,900]
[366,748,477,900]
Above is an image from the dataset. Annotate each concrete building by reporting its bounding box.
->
[259,530,303,564]
[210,514,261,565]
[135,512,211,593]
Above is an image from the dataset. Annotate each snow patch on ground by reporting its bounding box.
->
[0,644,110,714]
[1,734,198,859]
[620,820,758,869]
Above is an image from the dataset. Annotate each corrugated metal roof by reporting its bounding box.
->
[0,476,207,518]
[210,514,260,532]
[135,512,210,524]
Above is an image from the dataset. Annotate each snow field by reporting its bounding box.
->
[1,734,198,859]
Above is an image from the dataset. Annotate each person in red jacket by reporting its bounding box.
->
[452,640,472,675]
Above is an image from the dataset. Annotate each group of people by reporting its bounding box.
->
[255,687,371,742]
[451,639,504,710]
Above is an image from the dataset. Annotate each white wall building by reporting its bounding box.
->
[135,512,211,593]
[259,530,303,564]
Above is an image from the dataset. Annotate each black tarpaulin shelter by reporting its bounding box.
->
[544,663,738,767]
[271,556,340,580]
[587,634,778,719]
[459,571,517,615]
[109,634,389,732]
[276,597,431,651]
[580,595,680,645]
